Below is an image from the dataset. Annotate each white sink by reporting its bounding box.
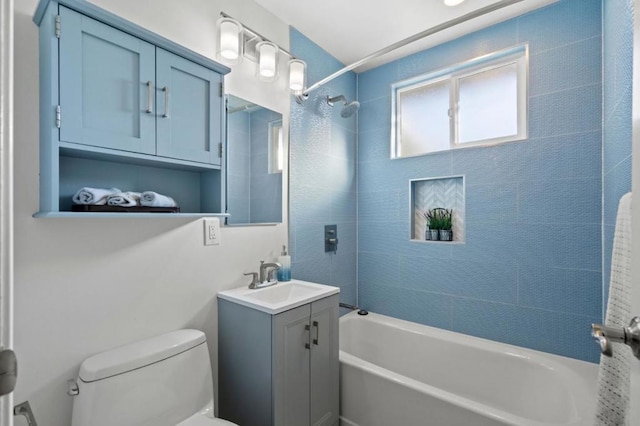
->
[217,279,339,314]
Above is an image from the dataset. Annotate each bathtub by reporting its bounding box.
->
[339,311,598,426]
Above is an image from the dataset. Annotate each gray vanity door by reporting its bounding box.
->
[273,303,311,426]
[310,295,339,426]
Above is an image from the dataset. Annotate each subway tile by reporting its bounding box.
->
[358,252,402,289]
[332,191,357,224]
[331,252,357,306]
[451,142,525,186]
[518,265,602,317]
[359,220,453,260]
[397,256,518,303]
[603,156,632,226]
[529,37,601,96]
[359,283,453,330]
[517,178,601,225]
[515,132,602,183]
[358,97,391,133]
[294,223,331,262]
[516,223,601,270]
[518,0,601,54]
[465,182,518,225]
[358,190,402,222]
[528,84,601,139]
[603,223,615,307]
[330,125,357,163]
[358,61,398,103]
[358,127,393,163]
[449,223,519,265]
[292,257,332,285]
[451,298,600,362]
[290,183,334,224]
[603,86,632,173]
[395,20,518,82]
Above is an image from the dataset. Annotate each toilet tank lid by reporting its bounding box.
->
[79,329,207,383]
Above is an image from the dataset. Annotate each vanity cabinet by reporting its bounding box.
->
[218,294,339,426]
[33,0,230,216]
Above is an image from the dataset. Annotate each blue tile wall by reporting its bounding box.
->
[602,0,633,298]
[358,0,602,362]
[289,28,358,306]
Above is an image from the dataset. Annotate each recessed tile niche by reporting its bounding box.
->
[411,176,465,243]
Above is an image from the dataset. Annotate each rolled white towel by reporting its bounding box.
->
[140,191,177,208]
[107,192,141,207]
[73,187,121,205]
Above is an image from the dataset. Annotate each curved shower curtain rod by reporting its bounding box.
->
[297,0,524,102]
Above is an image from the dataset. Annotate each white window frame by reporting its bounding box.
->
[268,119,284,174]
[391,44,528,159]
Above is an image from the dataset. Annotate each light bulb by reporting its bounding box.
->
[288,59,307,93]
[257,42,279,81]
[217,18,242,63]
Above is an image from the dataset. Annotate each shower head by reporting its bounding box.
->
[327,95,360,118]
[341,101,360,118]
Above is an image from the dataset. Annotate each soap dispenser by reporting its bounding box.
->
[277,245,291,281]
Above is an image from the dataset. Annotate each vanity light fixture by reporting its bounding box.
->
[444,0,465,6]
[218,12,307,95]
[288,59,307,94]
[257,41,279,81]
[216,17,243,63]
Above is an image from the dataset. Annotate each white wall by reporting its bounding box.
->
[12,1,291,425]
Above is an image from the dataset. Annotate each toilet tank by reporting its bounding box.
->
[71,329,214,426]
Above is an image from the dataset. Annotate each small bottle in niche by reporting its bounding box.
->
[277,245,291,281]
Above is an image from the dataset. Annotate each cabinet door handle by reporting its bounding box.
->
[162,86,170,118]
[145,81,153,113]
[313,321,319,345]
[305,324,311,350]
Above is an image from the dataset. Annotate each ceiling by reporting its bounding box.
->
[253,0,558,72]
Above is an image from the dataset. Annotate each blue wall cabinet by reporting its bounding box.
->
[33,0,229,216]
[59,6,156,155]
[156,49,223,166]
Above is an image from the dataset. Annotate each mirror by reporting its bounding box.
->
[226,95,284,224]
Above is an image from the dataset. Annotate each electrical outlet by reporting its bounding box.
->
[203,218,220,246]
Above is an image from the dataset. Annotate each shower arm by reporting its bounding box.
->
[299,0,524,100]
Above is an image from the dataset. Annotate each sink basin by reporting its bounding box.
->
[217,279,339,314]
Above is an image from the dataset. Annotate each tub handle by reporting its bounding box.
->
[591,316,640,360]
[305,324,311,349]
[312,321,319,345]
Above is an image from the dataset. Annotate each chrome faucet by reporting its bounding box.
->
[244,261,281,289]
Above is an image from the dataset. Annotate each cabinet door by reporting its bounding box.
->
[156,49,223,165]
[310,295,339,426]
[59,6,156,154]
[273,303,311,426]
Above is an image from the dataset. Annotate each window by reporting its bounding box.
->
[392,45,528,158]
[268,119,284,174]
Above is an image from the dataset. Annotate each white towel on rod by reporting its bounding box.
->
[72,187,121,205]
[594,192,633,426]
[140,191,177,208]
[107,192,141,207]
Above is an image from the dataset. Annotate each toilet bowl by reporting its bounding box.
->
[70,329,238,426]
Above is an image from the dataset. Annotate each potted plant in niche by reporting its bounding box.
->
[438,208,453,241]
[423,208,441,241]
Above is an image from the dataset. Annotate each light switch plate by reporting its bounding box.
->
[204,218,221,246]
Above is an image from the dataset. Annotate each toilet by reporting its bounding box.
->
[70,329,238,426]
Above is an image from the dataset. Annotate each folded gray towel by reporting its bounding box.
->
[72,187,121,205]
[140,191,177,208]
[107,192,141,207]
